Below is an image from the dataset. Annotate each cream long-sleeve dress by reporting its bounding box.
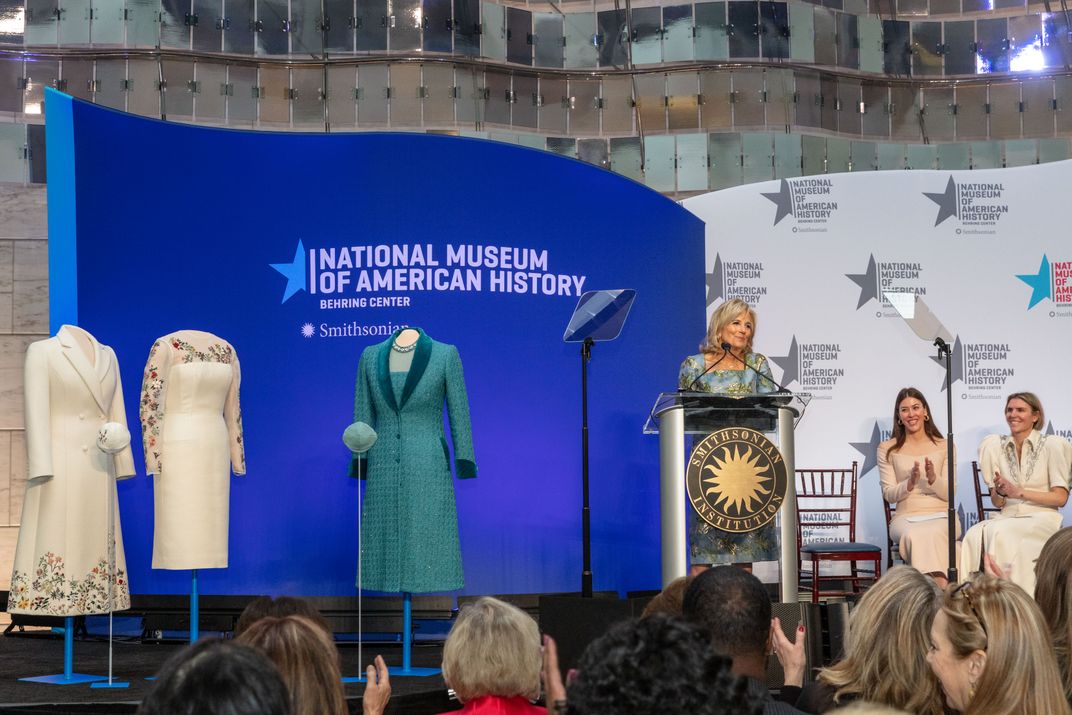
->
[879,443,960,574]
[960,430,1070,594]
[140,330,245,570]
[9,325,136,615]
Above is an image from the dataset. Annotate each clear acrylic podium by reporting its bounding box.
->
[644,392,810,603]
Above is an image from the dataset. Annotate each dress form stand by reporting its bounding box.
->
[19,332,111,686]
[189,570,199,642]
[17,618,106,685]
[389,331,440,676]
[91,423,131,689]
[379,330,440,676]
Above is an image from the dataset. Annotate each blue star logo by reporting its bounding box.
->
[1015,255,1051,309]
[270,240,307,303]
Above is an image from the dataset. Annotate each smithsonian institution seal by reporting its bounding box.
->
[686,427,788,533]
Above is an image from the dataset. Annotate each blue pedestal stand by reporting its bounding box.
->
[395,592,440,677]
[190,569,199,642]
[143,570,198,682]
[18,619,106,685]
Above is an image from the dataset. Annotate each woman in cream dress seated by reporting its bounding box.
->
[878,387,958,584]
[960,392,1070,595]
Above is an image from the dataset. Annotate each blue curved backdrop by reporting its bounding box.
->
[45,89,705,597]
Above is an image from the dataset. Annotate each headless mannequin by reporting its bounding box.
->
[382,326,440,674]
[389,328,419,372]
[70,326,96,366]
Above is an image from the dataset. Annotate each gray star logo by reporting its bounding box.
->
[846,254,879,309]
[770,336,799,386]
[923,176,958,226]
[706,253,724,307]
[761,179,794,226]
[849,421,884,477]
[930,335,964,390]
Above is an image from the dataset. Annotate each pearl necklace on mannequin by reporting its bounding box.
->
[392,328,420,353]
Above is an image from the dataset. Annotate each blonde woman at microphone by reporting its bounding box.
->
[678,299,776,573]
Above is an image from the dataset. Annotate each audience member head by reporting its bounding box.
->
[138,639,289,715]
[237,615,347,715]
[818,565,945,715]
[830,703,911,715]
[234,595,332,637]
[702,299,757,354]
[888,387,943,451]
[928,574,1070,715]
[566,614,762,715]
[1004,391,1044,434]
[1035,527,1072,701]
[441,596,542,703]
[641,575,692,619]
[682,566,770,676]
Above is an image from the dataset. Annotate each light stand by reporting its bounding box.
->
[885,293,958,582]
[934,337,958,584]
[580,337,593,597]
[563,289,637,597]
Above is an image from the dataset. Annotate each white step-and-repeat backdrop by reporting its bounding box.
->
[684,162,1072,558]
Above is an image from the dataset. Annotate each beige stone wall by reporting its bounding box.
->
[0,183,50,597]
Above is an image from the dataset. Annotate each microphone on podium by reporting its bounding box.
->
[683,342,733,392]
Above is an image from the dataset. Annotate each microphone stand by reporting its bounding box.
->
[581,337,593,598]
[935,337,958,584]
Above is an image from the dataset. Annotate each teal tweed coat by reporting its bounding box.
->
[350,328,477,593]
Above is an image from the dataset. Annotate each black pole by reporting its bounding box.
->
[936,337,959,584]
[581,337,593,598]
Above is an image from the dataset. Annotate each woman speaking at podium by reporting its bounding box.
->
[678,298,776,571]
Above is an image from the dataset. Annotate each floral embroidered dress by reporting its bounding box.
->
[678,351,779,565]
[140,330,245,570]
[9,325,136,616]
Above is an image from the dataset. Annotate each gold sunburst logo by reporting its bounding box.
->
[686,428,788,533]
[702,445,772,514]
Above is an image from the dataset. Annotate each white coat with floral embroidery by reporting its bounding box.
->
[9,325,135,616]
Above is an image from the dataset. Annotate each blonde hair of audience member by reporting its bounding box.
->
[929,574,1071,715]
[1034,528,1072,702]
[817,566,945,715]
[236,615,347,715]
[829,703,910,715]
[442,597,542,703]
[700,299,756,355]
[1033,529,1072,703]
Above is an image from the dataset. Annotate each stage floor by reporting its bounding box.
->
[0,633,455,714]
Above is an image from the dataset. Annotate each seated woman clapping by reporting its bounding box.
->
[960,392,1070,594]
